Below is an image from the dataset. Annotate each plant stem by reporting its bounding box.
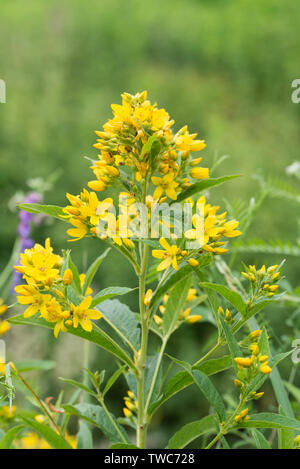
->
[144,336,168,416]
[205,397,245,449]
[136,242,149,448]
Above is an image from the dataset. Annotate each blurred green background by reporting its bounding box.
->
[1,0,300,447]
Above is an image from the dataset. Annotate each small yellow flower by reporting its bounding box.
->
[186,314,202,324]
[144,289,153,306]
[63,268,73,286]
[189,167,209,180]
[0,299,8,316]
[249,330,262,340]
[151,173,179,201]
[260,364,272,374]
[71,296,102,332]
[123,407,132,418]
[188,258,199,267]
[152,238,181,271]
[0,320,11,336]
[234,357,252,368]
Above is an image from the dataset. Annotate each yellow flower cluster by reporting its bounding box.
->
[14,239,101,338]
[184,196,241,256]
[89,91,208,197]
[123,390,138,420]
[242,264,281,299]
[153,288,202,326]
[233,330,272,396]
[218,306,234,324]
[234,408,250,424]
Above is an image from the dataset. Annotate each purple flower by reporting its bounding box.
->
[11,192,42,290]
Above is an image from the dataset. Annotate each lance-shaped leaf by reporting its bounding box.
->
[63,403,130,444]
[91,287,134,307]
[20,417,72,449]
[98,299,140,351]
[174,175,241,203]
[251,429,272,449]
[77,421,93,449]
[219,316,241,374]
[191,369,226,421]
[201,282,246,316]
[148,356,232,417]
[162,276,192,336]
[8,314,136,372]
[169,358,226,422]
[0,425,24,449]
[236,413,300,432]
[83,249,111,294]
[14,359,55,373]
[167,414,217,449]
[18,203,66,220]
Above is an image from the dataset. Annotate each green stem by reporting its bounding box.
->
[144,336,168,416]
[136,243,149,448]
[205,398,245,449]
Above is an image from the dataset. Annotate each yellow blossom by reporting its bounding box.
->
[71,296,101,332]
[152,238,182,271]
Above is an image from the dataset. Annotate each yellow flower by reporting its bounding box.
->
[15,283,51,318]
[151,173,179,201]
[152,238,182,271]
[14,238,62,286]
[234,357,253,368]
[63,268,73,286]
[0,320,11,336]
[71,296,102,332]
[144,289,153,306]
[189,167,209,180]
[18,432,51,450]
[260,364,272,374]
[40,297,70,338]
[186,314,202,324]
[0,405,16,419]
[0,299,8,316]
[188,258,199,267]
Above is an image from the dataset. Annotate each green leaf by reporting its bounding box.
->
[191,369,226,421]
[219,316,241,373]
[148,356,232,416]
[0,425,24,449]
[237,413,300,432]
[67,254,82,293]
[201,282,246,315]
[83,249,111,294]
[167,414,217,449]
[14,359,55,373]
[175,175,241,203]
[102,366,126,396]
[110,443,139,449]
[162,276,192,336]
[278,407,294,449]
[59,377,97,397]
[9,314,136,372]
[251,429,271,449]
[99,299,140,350]
[91,287,134,307]
[141,134,158,159]
[20,417,72,449]
[63,403,129,444]
[150,254,212,308]
[18,203,65,220]
[145,354,163,406]
[77,421,93,449]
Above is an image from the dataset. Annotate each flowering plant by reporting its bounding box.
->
[3,92,300,449]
